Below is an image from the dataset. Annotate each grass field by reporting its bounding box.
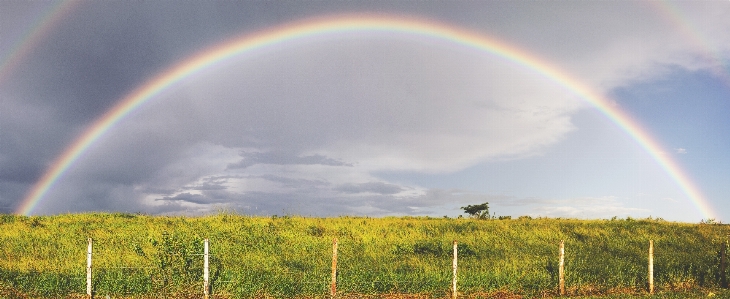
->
[1,213,729,298]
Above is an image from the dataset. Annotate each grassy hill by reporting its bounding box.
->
[0,213,729,298]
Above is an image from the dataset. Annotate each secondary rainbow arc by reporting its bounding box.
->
[17,15,716,219]
[648,1,730,88]
[0,0,78,85]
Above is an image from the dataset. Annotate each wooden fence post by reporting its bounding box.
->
[452,240,458,299]
[87,237,93,299]
[204,238,209,299]
[648,240,654,294]
[559,240,565,296]
[331,238,338,298]
[721,241,727,288]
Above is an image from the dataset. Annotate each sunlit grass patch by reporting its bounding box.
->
[0,214,728,298]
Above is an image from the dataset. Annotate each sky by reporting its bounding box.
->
[1,1,729,222]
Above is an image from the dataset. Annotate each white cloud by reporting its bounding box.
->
[524,196,650,219]
[675,148,687,154]
[171,35,582,172]
[661,197,679,203]
[473,2,730,90]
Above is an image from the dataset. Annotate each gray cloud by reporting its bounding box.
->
[147,187,504,217]
[334,182,406,195]
[157,193,211,205]
[256,175,330,188]
[185,175,237,191]
[228,152,352,169]
[2,2,728,219]
[189,183,228,191]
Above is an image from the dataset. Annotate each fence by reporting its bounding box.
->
[72,237,723,299]
[6,214,730,299]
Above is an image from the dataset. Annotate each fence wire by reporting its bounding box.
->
[3,231,730,298]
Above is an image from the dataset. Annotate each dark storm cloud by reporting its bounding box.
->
[0,99,81,185]
[0,162,43,184]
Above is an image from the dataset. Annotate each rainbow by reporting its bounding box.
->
[17,15,716,219]
[648,1,730,88]
[0,0,78,84]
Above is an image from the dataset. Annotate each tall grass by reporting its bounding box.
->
[0,213,728,298]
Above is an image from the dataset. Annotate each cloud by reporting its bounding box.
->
[24,31,584,215]
[227,151,352,169]
[661,197,679,203]
[143,35,580,171]
[4,2,730,218]
[255,175,330,188]
[157,192,212,205]
[334,182,406,195]
[675,148,687,154]
[524,196,650,219]
[469,2,730,90]
[146,186,511,217]
[143,187,648,220]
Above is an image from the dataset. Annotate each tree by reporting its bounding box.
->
[461,202,490,219]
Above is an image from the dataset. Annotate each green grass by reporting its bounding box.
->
[0,213,729,298]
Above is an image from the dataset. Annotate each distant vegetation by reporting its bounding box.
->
[0,213,729,298]
[460,202,491,220]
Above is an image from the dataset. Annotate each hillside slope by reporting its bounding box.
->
[0,214,728,298]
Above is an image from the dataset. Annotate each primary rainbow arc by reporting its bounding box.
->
[17,15,715,219]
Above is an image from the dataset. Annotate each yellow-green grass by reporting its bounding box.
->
[0,213,728,298]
